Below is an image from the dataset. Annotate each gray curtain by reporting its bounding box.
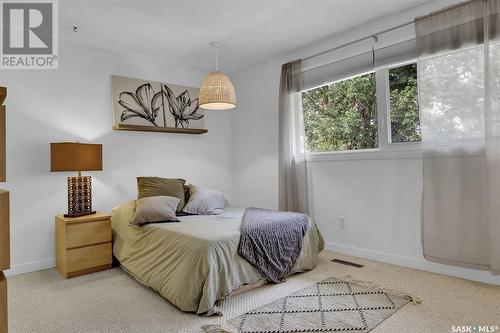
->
[278,60,309,214]
[417,0,500,274]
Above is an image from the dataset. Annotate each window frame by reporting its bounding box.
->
[304,60,422,162]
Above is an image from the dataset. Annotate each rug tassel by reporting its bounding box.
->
[201,324,234,333]
[340,274,422,304]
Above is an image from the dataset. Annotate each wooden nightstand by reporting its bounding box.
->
[55,212,112,279]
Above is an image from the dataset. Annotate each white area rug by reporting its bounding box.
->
[207,276,411,333]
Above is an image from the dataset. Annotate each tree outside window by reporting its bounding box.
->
[302,73,377,152]
[302,63,421,153]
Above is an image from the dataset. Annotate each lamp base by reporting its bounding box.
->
[64,211,96,218]
[67,176,94,217]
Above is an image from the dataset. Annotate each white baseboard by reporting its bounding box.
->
[325,242,500,286]
[4,258,55,277]
[4,244,500,286]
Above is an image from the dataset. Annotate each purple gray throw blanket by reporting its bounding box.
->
[238,207,309,283]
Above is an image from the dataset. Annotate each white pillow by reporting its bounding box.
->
[182,185,226,215]
[129,195,180,226]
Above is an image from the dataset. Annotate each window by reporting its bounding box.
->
[302,62,421,154]
[389,63,420,143]
[302,72,377,152]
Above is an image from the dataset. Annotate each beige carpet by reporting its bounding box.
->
[8,251,500,333]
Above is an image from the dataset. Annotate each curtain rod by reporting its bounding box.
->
[302,20,415,62]
[301,37,416,75]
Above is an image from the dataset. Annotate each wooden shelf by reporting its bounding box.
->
[0,272,6,333]
[113,124,207,135]
[0,86,7,333]
[0,87,5,105]
[0,87,5,182]
[0,190,9,271]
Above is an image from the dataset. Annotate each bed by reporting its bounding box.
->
[111,200,324,315]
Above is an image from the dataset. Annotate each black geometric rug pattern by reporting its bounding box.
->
[222,277,411,333]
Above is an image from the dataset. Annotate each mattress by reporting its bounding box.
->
[111,200,324,315]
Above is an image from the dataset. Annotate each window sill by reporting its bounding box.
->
[307,146,422,162]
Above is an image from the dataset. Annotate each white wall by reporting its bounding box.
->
[1,40,233,275]
[231,59,282,210]
[230,0,500,285]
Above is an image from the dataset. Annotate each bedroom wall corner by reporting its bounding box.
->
[230,60,282,210]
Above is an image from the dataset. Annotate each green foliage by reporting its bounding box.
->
[302,64,421,152]
[302,73,378,152]
[389,64,420,143]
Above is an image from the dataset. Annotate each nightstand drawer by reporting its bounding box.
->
[66,242,112,272]
[66,219,111,249]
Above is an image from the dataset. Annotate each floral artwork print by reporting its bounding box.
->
[163,85,204,128]
[118,83,163,127]
[112,75,205,130]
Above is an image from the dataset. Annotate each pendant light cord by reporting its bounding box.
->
[215,47,218,71]
[210,41,222,71]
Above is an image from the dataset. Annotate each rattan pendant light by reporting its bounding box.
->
[199,42,236,110]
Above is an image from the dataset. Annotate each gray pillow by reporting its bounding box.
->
[182,185,226,215]
[129,195,180,226]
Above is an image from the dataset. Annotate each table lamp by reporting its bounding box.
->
[50,142,102,217]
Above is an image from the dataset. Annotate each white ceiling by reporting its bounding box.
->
[61,0,432,73]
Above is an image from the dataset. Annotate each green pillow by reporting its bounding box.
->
[137,177,186,213]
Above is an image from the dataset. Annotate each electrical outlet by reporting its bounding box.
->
[339,216,346,229]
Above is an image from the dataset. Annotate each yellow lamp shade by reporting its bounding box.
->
[199,71,236,110]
